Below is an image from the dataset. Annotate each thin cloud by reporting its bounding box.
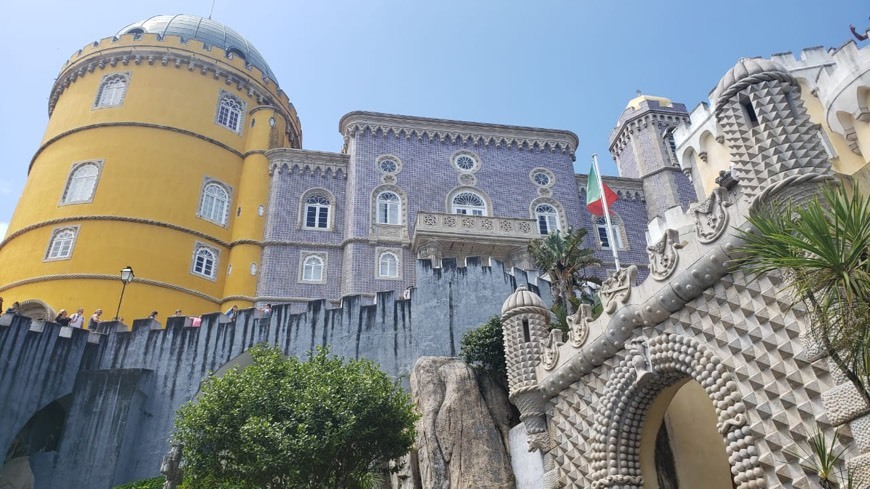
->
[0,222,7,240]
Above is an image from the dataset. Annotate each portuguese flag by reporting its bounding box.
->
[586,164,618,216]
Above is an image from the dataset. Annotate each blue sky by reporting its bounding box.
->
[0,1,866,239]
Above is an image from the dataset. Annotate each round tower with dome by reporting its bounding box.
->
[0,15,302,320]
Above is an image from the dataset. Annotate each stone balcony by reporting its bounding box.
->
[413,212,538,267]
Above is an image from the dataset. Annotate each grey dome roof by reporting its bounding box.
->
[501,285,548,315]
[712,57,789,109]
[117,15,277,82]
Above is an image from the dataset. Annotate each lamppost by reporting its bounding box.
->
[114,266,135,321]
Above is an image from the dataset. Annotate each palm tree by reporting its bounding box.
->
[528,226,602,321]
[735,183,870,404]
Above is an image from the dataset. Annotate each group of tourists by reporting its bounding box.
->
[54,308,103,331]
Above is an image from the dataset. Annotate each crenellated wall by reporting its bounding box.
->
[0,258,550,489]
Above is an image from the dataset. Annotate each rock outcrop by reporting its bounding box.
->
[410,357,517,489]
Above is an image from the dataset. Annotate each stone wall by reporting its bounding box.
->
[0,258,550,489]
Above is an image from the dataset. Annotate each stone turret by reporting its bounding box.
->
[501,286,551,451]
[713,57,834,209]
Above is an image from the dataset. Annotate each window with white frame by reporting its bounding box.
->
[377,191,401,224]
[452,192,486,215]
[45,227,78,261]
[192,245,218,279]
[596,217,624,249]
[536,204,560,235]
[216,92,245,133]
[304,195,330,229]
[94,73,129,108]
[378,252,399,278]
[302,255,324,282]
[61,162,101,204]
[198,181,230,226]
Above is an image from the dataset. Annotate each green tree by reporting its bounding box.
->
[735,184,870,404]
[173,345,418,489]
[528,226,602,326]
[459,316,506,377]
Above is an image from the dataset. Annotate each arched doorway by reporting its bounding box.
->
[588,334,763,489]
[640,380,733,488]
[0,394,73,488]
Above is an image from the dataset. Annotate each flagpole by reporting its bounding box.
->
[592,154,620,271]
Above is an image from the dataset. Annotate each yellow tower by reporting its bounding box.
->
[0,15,301,321]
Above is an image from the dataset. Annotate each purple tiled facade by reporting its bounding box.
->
[258,108,696,310]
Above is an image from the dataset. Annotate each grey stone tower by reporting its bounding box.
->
[608,95,697,222]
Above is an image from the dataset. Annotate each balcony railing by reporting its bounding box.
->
[414,212,538,241]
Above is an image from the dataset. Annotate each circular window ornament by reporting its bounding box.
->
[379,159,398,173]
[451,151,481,173]
[529,168,555,188]
[376,155,403,175]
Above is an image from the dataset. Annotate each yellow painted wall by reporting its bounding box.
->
[0,33,301,322]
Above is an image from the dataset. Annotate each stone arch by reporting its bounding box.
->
[17,299,55,321]
[589,333,763,489]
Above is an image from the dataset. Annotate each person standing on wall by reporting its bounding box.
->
[89,309,103,331]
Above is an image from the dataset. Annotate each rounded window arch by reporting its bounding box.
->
[594,214,628,250]
[446,187,492,217]
[216,91,245,133]
[378,251,400,278]
[94,73,130,108]
[45,227,78,261]
[299,189,336,230]
[301,255,324,282]
[376,191,402,224]
[529,198,565,235]
[62,161,102,204]
[198,180,231,226]
[191,245,218,279]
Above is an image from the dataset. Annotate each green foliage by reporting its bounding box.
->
[528,226,602,328]
[786,429,850,488]
[459,316,506,376]
[735,184,870,401]
[112,477,164,489]
[173,345,418,489]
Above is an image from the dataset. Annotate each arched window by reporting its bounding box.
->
[536,204,560,235]
[199,181,230,225]
[304,195,331,229]
[192,246,218,279]
[302,255,324,282]
[95,73,129,108]
[596,217,625,250]
[216,92,245,133]
[377,191,401,224]
[46,228,78,260]
[378,252,399,278]
[62,162,100,204]
[452,192,486,215]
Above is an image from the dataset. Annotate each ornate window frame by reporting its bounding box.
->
[376,247,402,280]
[44,226,80,262]
[593,214,629,251]
[59,160,103,206]
[529,197,566,235]
[372,186,406,226]
[445,186,492,216]
[93,72,131,109]
[298,188,336,231]
[450,150,482,173]
[215,90,246,134]
[197,178,233,227]
[298,251,328,284]
[190,242,220,280]
[529,167,555,188]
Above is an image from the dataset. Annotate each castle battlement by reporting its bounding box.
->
[51,32,297,125]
